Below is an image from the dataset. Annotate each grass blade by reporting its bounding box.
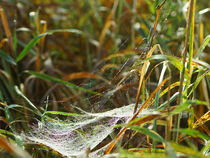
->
[172,100,208,114]
[14,86,41,116]
[178,128,210,141]
[129,126,165,143]
[195,35,210,58]
[0,50,16,65]
[193,111,210,129]
[16,29,83,62]
[27,71,102,96]
[16,34,45,62]
[188,0,196,76]
[44,111,81,117]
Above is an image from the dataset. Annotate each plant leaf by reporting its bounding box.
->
[14,86,41,116]
[16,29,83,62]
[195,35,210,58]
[129,125,165,143]
[172,100,208,114]
[0,50,16,65]
[178,128,210,141]
[26,71,102,96]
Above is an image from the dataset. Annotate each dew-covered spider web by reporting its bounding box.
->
[22,104,158,157]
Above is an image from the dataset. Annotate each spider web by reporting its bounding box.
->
[23,104,157,157]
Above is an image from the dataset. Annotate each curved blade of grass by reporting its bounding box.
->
[193,59,210,69]
[6,104,37,114]
[104,50,135,61]
[0,102,35,113]
[201,140,210,156]
[195,35,210,58]
[17,40,36,55]
[157,92,179,110]
[178,128,210,141]
[129,126,165,143]
[16,29,82,62]
[193,111,210,129]
[16,34,45,62]
[134,54,178,69]
[14,86,41,116]
[148,81,181,108]
[188,70,209,97]
[0,129,16,137]
[134,54,190,80]
[146,81,183,110]
[27,71,102,96]
[154,63,168,104]
[63,72,108,83]
[7,104,23,109]
[45,111,81,117]
[134,44,160,113]
[100,64,119,74]
[0,50,16,65]
[172,100,208,114]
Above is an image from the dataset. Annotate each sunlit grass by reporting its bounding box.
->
[0,0,209,157]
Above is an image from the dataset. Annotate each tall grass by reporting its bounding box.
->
[0,0,209,157]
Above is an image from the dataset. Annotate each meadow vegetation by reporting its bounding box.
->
[0,0,209,157]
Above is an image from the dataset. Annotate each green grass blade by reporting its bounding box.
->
[193,59,210,69]
[16,34,44,62]
[201,140,210,156]
[27,71,102,96]
[154,62,167,148]
[195,35,210,58]
[16,29,83,62]
[178,128,210,141]
[45,111,82,117]
[14,86,42,116]
[134,54,190,80]
[172,100,208,114]
[188,70,209,97]
[155,62,167,109]
[0,129,16,137]
[0,50,16,65]
[157,92,179,110]
[129,125,165,143]
[188,0,196,76]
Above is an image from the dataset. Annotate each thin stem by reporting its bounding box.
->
[166,65,172,141]
[175,0,195,142]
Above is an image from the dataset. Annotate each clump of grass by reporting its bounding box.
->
[0,0,210,158]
